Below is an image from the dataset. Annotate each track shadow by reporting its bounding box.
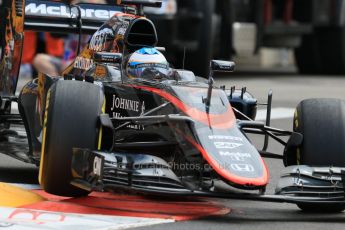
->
[0,167,38,184]
[200,206,345,224]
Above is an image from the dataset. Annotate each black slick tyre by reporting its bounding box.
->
[39,80,104,197]
[289,98,345,212]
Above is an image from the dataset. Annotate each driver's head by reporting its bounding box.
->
[127,48,169,80]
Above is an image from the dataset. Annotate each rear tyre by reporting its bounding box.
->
[289,98,345,212]
[39,80,104,197]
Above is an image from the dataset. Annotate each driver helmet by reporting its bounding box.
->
[127,48,170,80]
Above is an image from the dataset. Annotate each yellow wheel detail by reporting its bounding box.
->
[294,110,298,128]
[38,89,51,185]
[294,110,300,165]
[98,97,106,150]
[296,148,301,165]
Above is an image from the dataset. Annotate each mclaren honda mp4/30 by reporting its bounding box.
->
[1,0,345,212]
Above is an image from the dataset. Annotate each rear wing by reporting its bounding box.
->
[24,0,127,34]
[0,0,161,96]
[24,0,163,33]
[0,0,127,96]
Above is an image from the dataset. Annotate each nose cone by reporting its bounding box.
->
[187,125,269,188]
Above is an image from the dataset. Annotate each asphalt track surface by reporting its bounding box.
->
[1,72,345,229]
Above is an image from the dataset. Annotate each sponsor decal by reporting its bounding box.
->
[117,21,130,36]
[25,3,120,20]
[110,95,146,130]
[89,28,114,52]
[230,163,254,172]
[113,112,144,130]
[219,152,251,161]
[26,3,71,17]
[74,57,93,70]
[93,156,102,176]
[153,169,164,176]
[111,95,140,113]
[140,102,146,115]
[208,135,243,142]
[214,142,243,149]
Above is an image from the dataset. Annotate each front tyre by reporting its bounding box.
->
[288,98,345,212]
[39,80,104,197]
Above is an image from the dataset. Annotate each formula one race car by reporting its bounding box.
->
[1,0,345,213]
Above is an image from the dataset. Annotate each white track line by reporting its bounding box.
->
[256,107,295,121]
[10,183,41,190]
[0,207,174,230]
[5,183,174,230]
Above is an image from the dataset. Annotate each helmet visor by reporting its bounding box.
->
[128,63,170,80]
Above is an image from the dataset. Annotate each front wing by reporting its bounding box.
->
[71,148,345,206]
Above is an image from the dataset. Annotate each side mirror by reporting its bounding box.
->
[93,52,122,64]
[210,60,236,72]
